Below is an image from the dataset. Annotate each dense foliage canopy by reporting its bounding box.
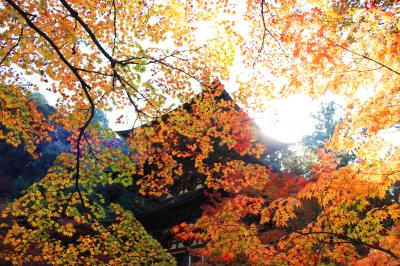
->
[0,0,399,265]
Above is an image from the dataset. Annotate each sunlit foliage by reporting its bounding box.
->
[0,0,399,265]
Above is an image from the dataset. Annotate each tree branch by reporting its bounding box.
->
[254,0,287,68]
[0,27,24,66]
[4,0,96,224]
[282,228,400,260]
[326,38,400,76]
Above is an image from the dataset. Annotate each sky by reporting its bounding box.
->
[25,1,399,146]
[252,96,324,143]
[28,41,326,145]
[34,72,326,144]
[29,3,332,144]
[35,79,323,144]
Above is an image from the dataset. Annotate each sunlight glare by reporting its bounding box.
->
[252,95,319,143]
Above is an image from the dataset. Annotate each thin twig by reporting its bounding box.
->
[111,0,118,56]
[281,228,400,260]
[0,27,24,66]
[5,0,96,224]
[84,133,101,161]
[254,0,287,68]
[326,37,400,76]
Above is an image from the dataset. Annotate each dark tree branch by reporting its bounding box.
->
[111,0,118,56]
[4,0,95,224]
[59,0,144,67]
[75,67,113,77]
[0,27,24,66]
[254,0,287,68]
[153,60,212,90]
[59,0,211,118]
[5,0,91,91]
[314,242,325,266]
[331,66,383,74]
[84,133,101,161]
[279,228,400,260]
[59,0,117,66]
[125,89,151,118]
[326,38,400,76]
[115,72,163,116]
[147,44,209,65]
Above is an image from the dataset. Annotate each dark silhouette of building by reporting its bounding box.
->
[117,88,286,265]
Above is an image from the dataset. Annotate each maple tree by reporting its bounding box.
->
[0,0,399,265]
[171,1,400,265]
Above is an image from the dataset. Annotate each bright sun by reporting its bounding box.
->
[252,95,319,144]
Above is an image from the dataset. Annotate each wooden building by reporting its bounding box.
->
[117,88,286,265]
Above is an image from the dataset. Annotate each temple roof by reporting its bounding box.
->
[114,88,288,237]
[116,89,287,154]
